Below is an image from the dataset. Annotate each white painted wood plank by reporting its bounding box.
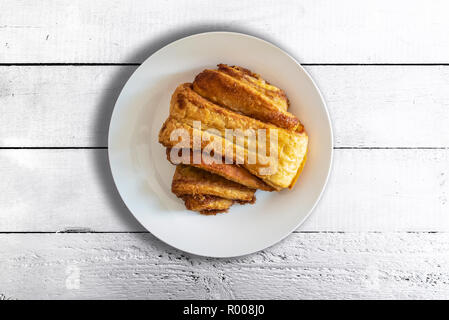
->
[0,149,143,232]
[1,232,449,299]
[308,66,449,148]
[0,149,447,232]
[0,66,137,147]
[1,0,449,63]
[1,66,449,148]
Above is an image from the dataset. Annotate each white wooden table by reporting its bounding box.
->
[1,0,449,299]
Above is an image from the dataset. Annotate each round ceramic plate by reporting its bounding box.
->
[108,32,333,258]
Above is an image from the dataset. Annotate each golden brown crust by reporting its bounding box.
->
[289,151,307,189]
[171,165,256,201]
[159,84,308,190]
[166,148,273,191]
[217,64,289,111]
[182,194,233,212]
[182,193,255,215]
[192,67,303,131]
[199,209,229,215]
[168,82,278,135]
[158,64,309,214]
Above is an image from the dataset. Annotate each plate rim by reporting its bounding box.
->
[107,31,334,258]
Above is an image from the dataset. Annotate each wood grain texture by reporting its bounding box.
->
[1,66,449,148]
[1,0,448,63]
[0,149,447,232]
[1,232,449,299]
[0,66,136,147]
[2,0,449,300]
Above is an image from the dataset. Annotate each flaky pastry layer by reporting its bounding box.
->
[171,165,256,202]
[159,84,308,190]
[193,65,302,131]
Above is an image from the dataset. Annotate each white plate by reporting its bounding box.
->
[108,32,333,258]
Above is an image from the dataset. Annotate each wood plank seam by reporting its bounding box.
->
[2,63,449,66]
[0,231,444,234]
[0,147,447,149]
